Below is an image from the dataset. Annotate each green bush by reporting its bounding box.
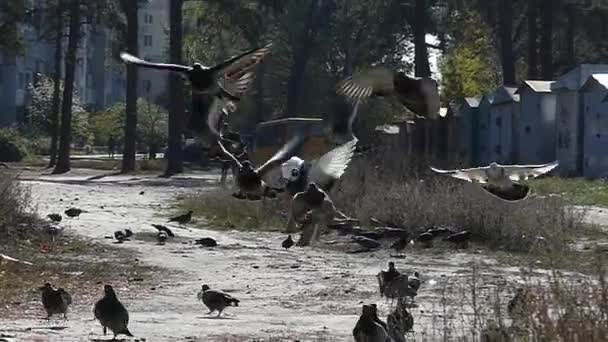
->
[0,129,28,162]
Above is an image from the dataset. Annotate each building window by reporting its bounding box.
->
[496,117,502,127]
[525,126,531,134]
[494,145,502,154]
[18,72,25,90]
[144,35,152,47]
[143,80,152,94]
[145,14,153,24]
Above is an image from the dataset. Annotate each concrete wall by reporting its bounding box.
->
[518,89,557,164]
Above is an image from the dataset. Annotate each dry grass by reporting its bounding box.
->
[0,170,33,235]
[332,147,589,255]
[177,188,285,231]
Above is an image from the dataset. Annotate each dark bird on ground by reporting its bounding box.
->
[124,229,133,238]
[337,67,440,119]
[139,191,144,195]
[114,230,129,243]
[387,297,414,342]
[169,211,193,225]
[218,134,304,200]
[195,237,218,247]
[44,224,63,242]
[64,208,83,218]
[430,161,559,202]
[408,272,421,292]
[445,231,471,248]
[197,284,240,318]
[94,285,133,339]
[120,44,272,96]
[352,304,391,342]
[390,235,410,256]
[47,213,62,223]
[416,232,435,248]
[39,283,72,319]
[157,231,168,245]
[152,224,175,237]
[377,261,401,298]
[352,236,381,251]
[282,235,294,249]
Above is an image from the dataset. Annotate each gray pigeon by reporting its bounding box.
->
[157,231,168,245]
[430,161,559,202]
[337,67,440,119]
[352,304,392,342]
[197,284,240,318]
[93,285,133,339]
[152,224,175,237]
[39,283,72,319]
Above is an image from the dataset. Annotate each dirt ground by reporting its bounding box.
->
[0,169,589,341]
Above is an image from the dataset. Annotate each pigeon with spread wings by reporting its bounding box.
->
[217,134,304,200]
[120,43,272,98]
[430,161,559,201]
[337,67,440,119]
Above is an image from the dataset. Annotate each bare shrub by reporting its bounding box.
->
[332,145,584,253]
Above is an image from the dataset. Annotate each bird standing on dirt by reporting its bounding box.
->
[152,224,175,237]
[64,208,83,218]
[408,272,421,293]
[282,235,294,249]
[195,237,218,247]
[288,183,339,245]
[94,285,133,339]
[430,160,559,202]
[337,67,440,119]
[197,284,240,318]
[157,231,168,245]
[169,211,193,225]
[377,262,401,297]
[218,134,304,200]
[114,230,129,243]
[47,213,62,223]
[124,229,133,239]
[352,304,392,342]
[39,283,72,319]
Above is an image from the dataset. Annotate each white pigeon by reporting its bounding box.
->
[430,161,559,201]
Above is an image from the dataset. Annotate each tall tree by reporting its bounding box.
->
[413,0,431,77]
[539,0,553,80]
[120,0,138,173]
[164,0,185,176]
[498,0,515,85]
[48,0,64,168]
[527,0,538,79]
[53,0,81,174]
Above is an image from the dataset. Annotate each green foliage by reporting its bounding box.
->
[90,102,124,146]
[0,129,28,162]
[27,74,91,146]
[439,11,499,101]
[136,98,168,151]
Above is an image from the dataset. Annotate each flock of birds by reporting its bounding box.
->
[20,42,559,341]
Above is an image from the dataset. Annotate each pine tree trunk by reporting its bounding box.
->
[498,0,516,86]
[527,0,538,79]
[539,0,553,80]
[48,1,63,168]
[53,0,80,174]
[164,0,184,176]
[414,0,431,77]
[121,0,138,173]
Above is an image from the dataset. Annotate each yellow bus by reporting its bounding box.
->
[253,117,327,165]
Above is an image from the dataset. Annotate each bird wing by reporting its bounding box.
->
[430,165,490,183]
[256,134,305,178]
[500,160,559,182]
[336,67,395,101]
[217,138,242,168]
[206,96,231,138]
[212,43,273,89]
[120,52,191,74]
[393,73,440,119]
[308,138,357,190]
[219,71,257,98]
